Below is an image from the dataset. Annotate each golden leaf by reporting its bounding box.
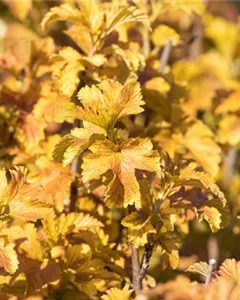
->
[122,211,150,230]
[205,15,238,59]
[53,122,105,166]
[106,5,150,35]
[122,211,155,247]
[0,167,53,222]
[218,259,240,281]
[0,239,18,274]
[186,261,209,278]
[217,115,240,146]
[15,112,45,151]
[215,90,240,115]
[163,0,205,15]
[200,206,222,232]
[102,285,133,300]
[178,163,226,206]
[151,25,179,47]
[82,138,160,208]
[33,164,72,212]
[76,73,144,131]
[3,0,32,20]
[19,223,43,261]
[175,120,221,177]
[157,232,181,270]
[43,213,103,243]
[34,84,75,124]
[51,47,85,97]
[41,4,83,31]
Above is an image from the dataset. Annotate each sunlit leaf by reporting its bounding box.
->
[0,239,18,274]
[82,138,160,208]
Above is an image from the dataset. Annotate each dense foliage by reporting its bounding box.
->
[0,0,240,299]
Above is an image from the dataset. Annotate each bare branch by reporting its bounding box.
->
[139,243,154,284]
[130,242,141,294]
[69,119,81,212]
[205,258,216,284]
[189,16,203,60]
[223,147,237,187]
[158,38,172,73]
[207,236,219,263]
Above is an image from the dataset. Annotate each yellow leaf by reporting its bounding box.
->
[51,47,85,97]
[122,211,155,247]
[78,0,104,33]
[200,206,222,232]
[82,138,160,208]
[215,90,240,115]
[41,4,83,31]
[0,239,18,274]
[102,285,133,300]
[163,0,205,16]
[205,15,238,59]
[9,197,53,222]
[151,25,179,47]
[76,73,144,131]
[106,5,150,35]
[0,167,53,222]
[219,259,240,281]
[186,261,209,278]
[122,211,150,230]
[103,44,145,72]
[33,164,72,213]
[43,213,103,243]
[15,112,45,151]
[3,0,32,20]
[65,244,91,268]
[217,115,240,146]
[53,122,105,166]
[19,223,43,261]
[178,163,226,206]
[175,120,221,177]
[34,84,75,123]
[145,77,170,94]
[157,232,181,270]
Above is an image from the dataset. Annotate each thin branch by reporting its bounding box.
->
[188,15,203,60]
[143,27,150,57]
[69,119,80,212]
[207,235,219,263]
[158,38,172,74]
[129,242,141,294]
[223,147,237,187]
[205,259,216,284]
[139,243,154,284]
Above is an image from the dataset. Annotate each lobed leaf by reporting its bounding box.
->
[102,285,133,300]
[186,261,209,278]
[0,239,19,274]
[82,138,160,209]
[76,73,144,132]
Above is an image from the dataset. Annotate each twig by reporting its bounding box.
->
[189,15,203,60]
[205,259,216,284]
[69,119,80,212]
[207,235,219,263]
[139,243,154,284]
[158,38,172,73]
[143,27,150,57]
[223,147,237,187]
[130,242,141,294]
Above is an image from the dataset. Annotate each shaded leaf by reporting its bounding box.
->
[186,261,209,278]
